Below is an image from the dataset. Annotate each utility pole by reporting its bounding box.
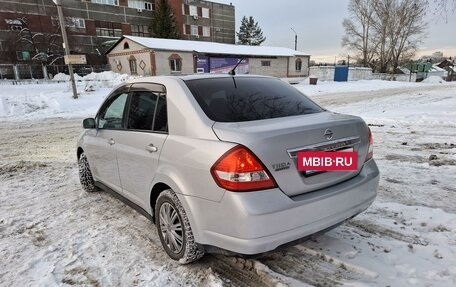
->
[291,28,298,50]
[53,0,78,99]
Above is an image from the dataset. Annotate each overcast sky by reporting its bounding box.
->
[215,0,456,61]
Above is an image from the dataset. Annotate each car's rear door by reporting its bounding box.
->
[115,83,168,209]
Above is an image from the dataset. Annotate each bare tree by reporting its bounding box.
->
[16,17,63,78]
[431,0,456,15]
[342,0,377,67]
[371,0,394,72]
[388,0,427,71]
[342,0,427,73]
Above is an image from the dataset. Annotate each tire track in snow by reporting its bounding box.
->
[258,246,363,287]
[197,256,280,287]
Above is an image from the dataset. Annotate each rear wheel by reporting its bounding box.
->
[155,189,204,264]
[78,152,97,192]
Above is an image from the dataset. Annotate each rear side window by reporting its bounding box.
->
[126,91,168,133]
[185,77,323,122]
[127,91,158,130]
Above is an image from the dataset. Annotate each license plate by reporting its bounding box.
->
[297,150,358,172]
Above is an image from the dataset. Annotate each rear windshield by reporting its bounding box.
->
[185,77,323,122]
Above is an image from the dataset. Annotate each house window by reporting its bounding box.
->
[144,2,153,10]
[191,25,198,36]
[202,26,210,37]
[261,60,271,67]
[5,19,23,31]
[128,0,154,10]
[131,25,151,37]
[189,5,198,16]
[75,18,85,28]
[51,17,85,28]
[169,54,182,73]
[202,8,210,18]
[129,57,137,75]
[170,59,182,72]
[16,51,31,61]
[295,58,302,71]
[123,42,130,49]
[95,21,122,37]
[91,0,118,6]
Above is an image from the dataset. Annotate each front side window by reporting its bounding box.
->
[185,77,323,122]
[98,93,128,129]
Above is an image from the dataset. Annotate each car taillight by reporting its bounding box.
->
[210,145,277,192]
[366,128,374,161]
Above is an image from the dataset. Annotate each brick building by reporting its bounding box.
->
[0,0,235,65]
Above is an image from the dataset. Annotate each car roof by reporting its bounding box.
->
[126,74,274,84]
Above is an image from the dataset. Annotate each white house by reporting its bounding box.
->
[106,36,310,78]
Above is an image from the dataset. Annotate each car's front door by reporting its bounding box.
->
[116,83,168,209]
[89,91,128,192]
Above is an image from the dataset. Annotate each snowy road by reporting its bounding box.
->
[1,81,456,286]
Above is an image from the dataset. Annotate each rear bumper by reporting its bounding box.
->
[182,159,379,255]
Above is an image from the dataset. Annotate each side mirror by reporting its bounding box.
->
[83,118,96,129]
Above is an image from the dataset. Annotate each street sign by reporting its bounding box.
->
[64,54,87,65]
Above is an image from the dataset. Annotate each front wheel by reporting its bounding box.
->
[155,189,204,264]
[78,152,97,192]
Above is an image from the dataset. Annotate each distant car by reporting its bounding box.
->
[77,75,379,263]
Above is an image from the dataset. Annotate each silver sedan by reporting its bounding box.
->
[77,75,379,263]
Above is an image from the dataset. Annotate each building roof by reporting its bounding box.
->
[107,36,310,57]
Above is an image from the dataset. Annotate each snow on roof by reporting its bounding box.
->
[431,65,446,72]
[120,35,310,57]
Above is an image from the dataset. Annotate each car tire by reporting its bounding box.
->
[155,189,205,264]
[78,152,97,193]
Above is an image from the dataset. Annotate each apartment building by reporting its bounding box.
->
[169,0,235,44]
[0,0,235,65]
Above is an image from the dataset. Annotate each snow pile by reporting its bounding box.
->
[52,71,130,88]
[82,71,130,88]
[52,73,70,81]
[422,76,445,84]
[52,73,83,82]
[1,78,456,286]
[295,79,419,96]
[0,70,132,120]
[0,83,109,120]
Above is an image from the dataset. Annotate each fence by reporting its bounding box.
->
[310,65,419,82]
[309,66,373,81]
[372,73,417,82]
[0,64,111,81]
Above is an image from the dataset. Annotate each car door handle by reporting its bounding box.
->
[108,138,115,146]
[146,144,158,153]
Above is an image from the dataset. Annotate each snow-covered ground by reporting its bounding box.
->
[1,76,455,286]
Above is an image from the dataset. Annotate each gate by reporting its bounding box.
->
[334,66,349,82]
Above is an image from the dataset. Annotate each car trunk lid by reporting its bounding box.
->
[212,111,370,197]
